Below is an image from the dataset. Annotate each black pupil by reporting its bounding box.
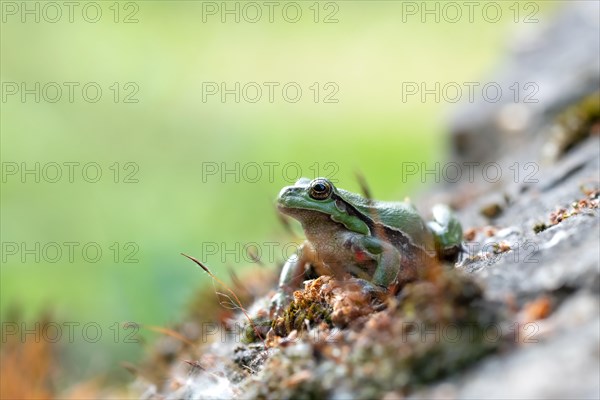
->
[314,183,326,192]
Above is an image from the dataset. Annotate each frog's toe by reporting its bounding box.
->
[351,278,388,303]
[428,204,463,258]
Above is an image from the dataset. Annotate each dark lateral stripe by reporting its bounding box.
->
[331,192,431,255]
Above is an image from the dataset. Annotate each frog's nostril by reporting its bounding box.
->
[278,187,292,201]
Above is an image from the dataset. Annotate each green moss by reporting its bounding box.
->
[533,222,548,233]
[553,92,600,156]
[273,294,333,337]
[241,316,272,344]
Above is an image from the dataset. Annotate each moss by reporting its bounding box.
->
[480,202,503,219]
[242,267,502,399]
[241,315,273,344]
[550,92,600,158]
[533,222,548,233]
[273,297,333,337]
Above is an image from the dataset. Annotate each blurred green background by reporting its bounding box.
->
[1,0,556,385]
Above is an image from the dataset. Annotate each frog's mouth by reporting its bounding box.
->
[276,203,290,212]
[276,202,305,222]
[277,200,300,216]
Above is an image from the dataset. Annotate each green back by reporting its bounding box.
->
[337,188,434,249]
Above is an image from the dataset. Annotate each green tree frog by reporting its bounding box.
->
[272,177,463,315]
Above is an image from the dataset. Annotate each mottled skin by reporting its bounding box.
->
[272,177,463,315]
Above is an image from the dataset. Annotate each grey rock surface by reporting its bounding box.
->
[413,292,599,400]
[448,1,600,163]
[414,1,600,396]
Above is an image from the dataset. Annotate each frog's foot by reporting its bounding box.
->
[428,204,463,262]
[349,278,389,309]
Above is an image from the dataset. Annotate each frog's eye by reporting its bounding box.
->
[309,179,332,200]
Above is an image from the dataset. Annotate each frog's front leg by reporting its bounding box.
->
[427,204,463,261]
[270,242,314,317]
[344,233,403,291]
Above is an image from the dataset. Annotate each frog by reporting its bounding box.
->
[271,177,463,316]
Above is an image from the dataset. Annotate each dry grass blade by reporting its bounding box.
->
[216,292,241,310]
[246,246,265,267]
[120,361,140,376]
[184,360,205,370]
[144,325,195,347]
[355,171,388,240]
[181,253,266,345]
[355,170,373,200]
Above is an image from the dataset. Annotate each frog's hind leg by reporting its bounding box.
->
[427,204,463,262]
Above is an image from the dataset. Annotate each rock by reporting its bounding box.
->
[449,1,600,163]
[413,292,600,399]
